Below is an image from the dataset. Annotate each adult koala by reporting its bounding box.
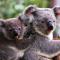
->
[0,18,28,60]
[19,5,60,60]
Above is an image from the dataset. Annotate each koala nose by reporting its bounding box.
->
[48,25,53,30]
[47,21,53,30]
[13,30,18,36]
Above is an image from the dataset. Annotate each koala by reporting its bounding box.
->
[0,16,36,60]
[0,18,28,60]
[19,5,60,60]
[53,6,60,39]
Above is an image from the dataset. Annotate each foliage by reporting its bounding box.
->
[23,0,51,8]
[0,0,51,19]
[0,0,24,19]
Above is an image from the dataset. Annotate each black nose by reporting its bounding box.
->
[48,25,53,30]
[47,22,53,30]
[13,30,18,36]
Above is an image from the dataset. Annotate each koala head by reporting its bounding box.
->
[19,5,56,37]
[0,19,23,40]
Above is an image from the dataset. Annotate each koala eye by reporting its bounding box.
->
[49,21,51,23]
[25,24,28,26]
[41,21,44,23]
[53,21,55,22]
[8,28,13,31]
[18,27,21,30]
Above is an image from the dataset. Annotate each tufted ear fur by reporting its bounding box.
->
[0,20,6,27]
[53,6,60,17]
[18,5,37,26]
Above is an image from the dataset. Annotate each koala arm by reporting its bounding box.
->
[23,48,52,60]
[23,39,60,60]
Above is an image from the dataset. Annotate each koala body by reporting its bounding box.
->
[20,5,60,60]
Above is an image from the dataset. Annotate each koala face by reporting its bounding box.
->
[32,8,56,35]
[0,18,23,40]
[20,5,56,36]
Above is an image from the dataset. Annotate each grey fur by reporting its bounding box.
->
[0,17,36,60]
[20,5,60,60]
[0,18,29,60]
[0,18,23,60]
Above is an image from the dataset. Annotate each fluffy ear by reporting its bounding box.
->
[23,5,37,14]
[0,20,6,27]
[18,5,37,26]
[53,6,60,17]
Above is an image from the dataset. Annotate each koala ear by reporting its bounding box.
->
[18,5,37,26]
[53,6,60,17]
[24,5,37,15]
[0,20,6,27]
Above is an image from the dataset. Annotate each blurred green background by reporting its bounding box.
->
[0,0,51,19]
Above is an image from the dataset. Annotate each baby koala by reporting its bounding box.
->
[0,15,36,60]
[20,5,60,60]
[0,18,27,60]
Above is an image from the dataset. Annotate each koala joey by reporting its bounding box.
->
[19,5,60,60]
[0,16,36,60]
[0,18,29,60]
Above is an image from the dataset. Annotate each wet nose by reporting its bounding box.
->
[47,21,53,30]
